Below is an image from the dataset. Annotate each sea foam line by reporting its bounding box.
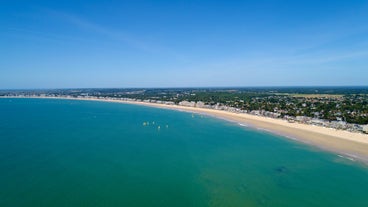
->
[338,154,356,162]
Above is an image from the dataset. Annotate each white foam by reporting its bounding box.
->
[337,154,356,162]
[238,123,247,127]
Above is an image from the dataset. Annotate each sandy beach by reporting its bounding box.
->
[122,100,368,162]
[4,96,368,163]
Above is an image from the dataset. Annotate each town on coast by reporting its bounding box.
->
[2,87,367,134]
[2,87,368,163]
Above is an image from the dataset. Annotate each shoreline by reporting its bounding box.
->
[3,96,368,164]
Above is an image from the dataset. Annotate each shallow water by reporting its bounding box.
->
[0,98,367,207]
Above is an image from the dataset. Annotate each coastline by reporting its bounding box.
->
[3,96,368,163]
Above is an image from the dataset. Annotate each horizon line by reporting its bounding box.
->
[1,85,368,91]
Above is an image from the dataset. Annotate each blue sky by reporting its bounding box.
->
[1,0,368,89]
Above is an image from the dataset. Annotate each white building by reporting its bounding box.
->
[179,101,196,107]
[363,125,368,133]
[195,101,205,108]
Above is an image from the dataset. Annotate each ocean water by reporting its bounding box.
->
[0,98,368,207]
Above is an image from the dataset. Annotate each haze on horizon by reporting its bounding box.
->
[1,0,368,89]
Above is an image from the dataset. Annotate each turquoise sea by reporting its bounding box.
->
[1,98,368,207]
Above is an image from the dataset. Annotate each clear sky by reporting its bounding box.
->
[1,0,368,89]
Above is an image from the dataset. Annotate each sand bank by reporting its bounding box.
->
[4,96,368,163]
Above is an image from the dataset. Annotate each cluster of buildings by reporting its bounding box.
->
[148,98,368,134]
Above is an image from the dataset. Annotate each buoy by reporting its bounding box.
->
[158,126,161,130]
